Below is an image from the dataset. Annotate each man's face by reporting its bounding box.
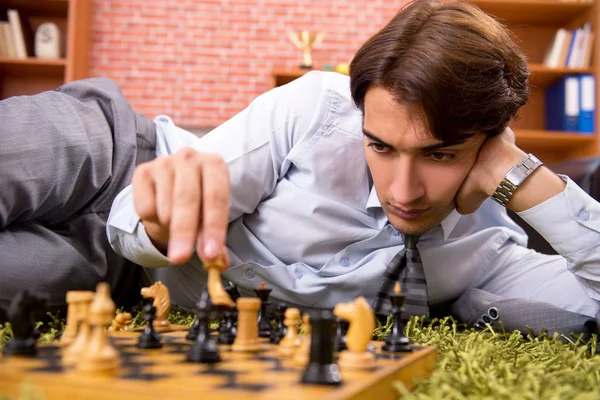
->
[363,86,486,235]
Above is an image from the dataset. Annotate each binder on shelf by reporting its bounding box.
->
[545,75,580,132]
[579,74,595,134]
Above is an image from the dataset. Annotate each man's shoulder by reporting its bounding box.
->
[292,71,362,135]
[294,70,354,103]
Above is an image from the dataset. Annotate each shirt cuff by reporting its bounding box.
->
[107,185,170,268]
[517,175,600,256]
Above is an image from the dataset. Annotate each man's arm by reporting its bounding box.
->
[107,71,330,267]
[456,128,600,307]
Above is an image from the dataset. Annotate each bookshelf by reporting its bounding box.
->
[271,0,599,164]
[472,0,599,164]
[0,0,92,99]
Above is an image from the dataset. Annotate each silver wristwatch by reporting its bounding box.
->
[492,153,543,207]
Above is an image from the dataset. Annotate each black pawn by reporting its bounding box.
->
[186,316,200,341]
[269,303,288,344]
[187,289,220,363]
[2,289,48,357]
[137,298,162,349]
[382,290,414,353]
[333,317,348,352]
[301,309,342,386]
[217,309,237,345]
[218,282,241,344]
[255,282,273,338]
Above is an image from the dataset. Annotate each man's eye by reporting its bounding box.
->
[429,152,455,161]
[368,143,390,153]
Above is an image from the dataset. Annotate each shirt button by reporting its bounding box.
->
[295,271,304,279]
[340,258,350,267]
[245,270,255,279]
[578,209,590,221]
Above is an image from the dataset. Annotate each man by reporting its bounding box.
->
[108,0,600,335]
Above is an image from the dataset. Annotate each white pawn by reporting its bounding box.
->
[293,313,311,366]
[76,283,119,374]
[277,308,301,358]
[62,291,95,366]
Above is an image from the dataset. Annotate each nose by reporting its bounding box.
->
[389,155,425,204]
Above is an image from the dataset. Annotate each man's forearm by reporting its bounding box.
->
[486,146,567,213]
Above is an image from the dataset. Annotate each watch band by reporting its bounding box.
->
[492,153,543,207]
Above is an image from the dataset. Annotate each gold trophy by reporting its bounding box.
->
[288,30,324,69]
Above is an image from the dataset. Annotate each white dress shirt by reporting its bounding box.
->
[107,71,600,317]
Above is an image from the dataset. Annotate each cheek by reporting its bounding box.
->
[422,164,470,200]
[364,151,392,186]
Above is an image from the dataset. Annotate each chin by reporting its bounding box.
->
[386,208,451,236]
[390,221,434,236]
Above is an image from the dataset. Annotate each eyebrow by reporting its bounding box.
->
[362,128,464,152]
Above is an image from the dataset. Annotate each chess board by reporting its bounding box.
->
[0,330,437,400]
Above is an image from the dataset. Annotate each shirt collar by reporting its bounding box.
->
[365,185,461,241]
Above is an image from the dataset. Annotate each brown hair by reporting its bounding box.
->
[350,0,530,143]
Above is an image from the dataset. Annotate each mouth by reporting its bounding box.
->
[389,205,429,220]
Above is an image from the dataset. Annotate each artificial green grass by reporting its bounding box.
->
[2,312,600,399]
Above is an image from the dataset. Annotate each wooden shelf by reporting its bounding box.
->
[0,0,69,16]
[0,57,65,76]
[0,0,91,99]
[528,63,595,88]
[515,129,596,149]
[470,0,594,24]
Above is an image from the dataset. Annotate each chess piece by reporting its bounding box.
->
[141,281,171,332]
[333,296,376,370]
[2,289,48,357]
[137,299,162,349]
[62,291,95,365]
[218,281,241,344]
[187,290,220,363]
[232,297,261,352]
[254,282,273,338]
[301,310,342,385]
[76,283,119,373]
[108,312,132,332]
[288,30,324,69]
[382,283,414,352]
[61,290,91,345]
[277,308,301,358]
[187,316,200,341]
[269,303,288,344]
[294,313,311,366]
[333,316,348,352]
[204,256,234,308]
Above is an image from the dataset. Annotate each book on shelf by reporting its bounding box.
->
[545,75,595,134]
[543,23,594,69]
[0,8,34,59]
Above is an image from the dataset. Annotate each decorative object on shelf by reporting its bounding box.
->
[335,63,350,75]
[288,30,324,69]
[34,22,61,59]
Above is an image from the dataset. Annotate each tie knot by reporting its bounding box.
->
[404,234,420,250]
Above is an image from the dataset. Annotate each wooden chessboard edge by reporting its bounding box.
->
[330,346,438,400]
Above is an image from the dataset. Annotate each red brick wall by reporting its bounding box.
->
[90,0,406,128]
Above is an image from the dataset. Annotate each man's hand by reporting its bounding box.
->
[131,148,230,265]
[455,128,526,214]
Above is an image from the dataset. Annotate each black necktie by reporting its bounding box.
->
[373,234,430,318]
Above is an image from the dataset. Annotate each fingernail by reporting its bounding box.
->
[203,238,219,259]
[168,241,189,262]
